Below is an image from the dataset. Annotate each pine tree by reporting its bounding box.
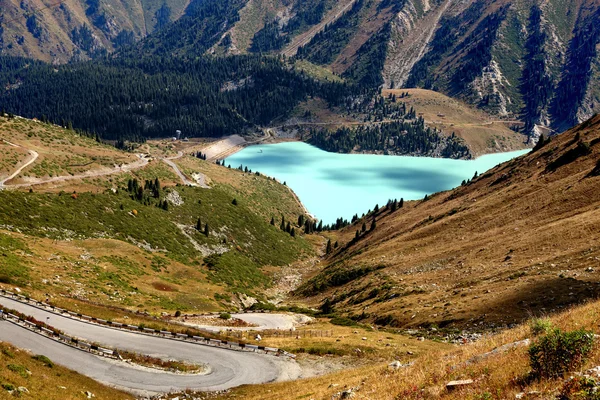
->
[325,239,332,254]
[361,222,366,233]
[399,198,404,208]
[270,217,275,226]
[232,198,238,206]
[285,222,291,233]
[290,228,296,237]
[370,218,376,231]
[204,223,209,236]
[196,218,202,231]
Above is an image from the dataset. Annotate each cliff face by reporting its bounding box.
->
[387,0,600,137]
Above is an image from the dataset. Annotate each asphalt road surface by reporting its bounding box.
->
[0,297,299,395]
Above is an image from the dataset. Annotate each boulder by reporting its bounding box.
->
[446,379,473,390]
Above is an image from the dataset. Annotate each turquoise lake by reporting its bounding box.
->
[226,142,529,224]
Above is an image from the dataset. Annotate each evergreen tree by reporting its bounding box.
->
[361,222,366,233]
[325,239,332,254]
[290,228,296,237]
[204,223,209,236]
[370,218,376,231]
[270,216,275,226]
[285,221,291,233]
[232,198,238,206]
[196,217,202,231]
[399,198,404,208]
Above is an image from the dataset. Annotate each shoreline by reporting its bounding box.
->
[225,138,531,161]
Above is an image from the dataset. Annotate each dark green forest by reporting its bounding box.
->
[309,118,470,159]
[0,55,352,140]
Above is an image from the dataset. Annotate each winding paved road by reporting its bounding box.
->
[0,297,299,395]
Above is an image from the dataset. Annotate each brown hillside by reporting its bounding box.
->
[296,115,600,330]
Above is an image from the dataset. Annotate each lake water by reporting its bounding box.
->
[226,142,529,224]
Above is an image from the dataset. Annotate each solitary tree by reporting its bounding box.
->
[232,198,238,206]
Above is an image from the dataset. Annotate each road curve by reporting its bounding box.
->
[0,140,39,189]
[0,297,298,395]
[162,152,210,188]
[193,313,299,332]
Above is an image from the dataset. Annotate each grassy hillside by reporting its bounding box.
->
[0,117,313,314]
[208,298,600,399]
[294,115,600,331]
[0,116,137,185]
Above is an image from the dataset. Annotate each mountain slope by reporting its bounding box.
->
[296,114,600,329]
[0,0,190,62]
[395,0,600,136]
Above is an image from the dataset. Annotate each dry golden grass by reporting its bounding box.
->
[297,115,600,331]
[0,116,137,185]
[0,342,133,400]
[217,299,600,400]
[382,88,528,155]
[0,230,225,316]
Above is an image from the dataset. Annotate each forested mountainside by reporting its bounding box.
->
[0,0,190,62]
[131,0,600,136]
[0,55,352,140]
[2,0,598,142]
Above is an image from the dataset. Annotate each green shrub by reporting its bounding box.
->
[529,328,595,379]
[557,376,600,400]
[1,383,15,391]
[219,312,232,320]
[530,318,554,336]
[1,348,15,359]
[330,317,358,327]
[7,364,29,378]
[32,354,54,368]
